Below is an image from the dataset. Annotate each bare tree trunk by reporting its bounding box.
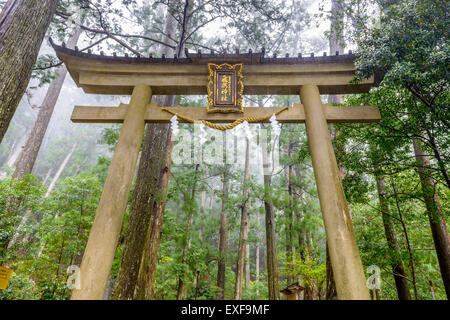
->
[245,242,250,291]
[0,0,58,142]
[12,28,81,180]
[198,190,206,242]
[176,164,200,300]
[413,139,450,298]
[255,237,260,282]
[254,213,261,296]
[328,0,345,106]
[10,162,56,249]
[45,142,77,197]
[0,128,29,179]
[388,173,419,299]
[5,128,29,167]
[3,136,19,167]
[429,280,437,300]
[234,137,250,300]
[7,208,31,249]
[112,122,173,300]
[261,124,280,300]
[134,136,174,300]
[176,212,193,300]
[34,142,77,257]
[73,156,88,176]
[286,141,295,286]
[329,0,345,56]
[209,193,214,209]
[375,175,411,300]
[42,166,54,185]
[425,128,450,190]
[111,7,177,300]
[217,133,229,300]
[47,142,76,197]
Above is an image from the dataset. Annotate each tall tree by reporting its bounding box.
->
[216,148,229,300]
[285,139,295,286]
[375,175,411,300]
[413,139,450,298]
[329,0,345,57]
[337,84,447,299]
[260,123,280,300]
[12,28,81,181]
[255,214,261,296]
[245,241,250,291]
[176,164,200,300]
[3,127,30,168]
[18,141,79,257]
[111,6,177,300]
[111,121,175,300]
[134,135,174,300]
[234,137,250,300]
[0,0,58,143]
[356,0,449,189]
[109,0,294,300]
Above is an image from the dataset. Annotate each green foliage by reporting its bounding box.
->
[99,125,121,151]
[279,250,326,289]
[30,55,60,87]
[356,0,448,88]
[35,173,101,266]
[0,175,46,264]
[0,173,101,300]
[0,273,38,300]
[355,0,449,149]
[242,279,268,300]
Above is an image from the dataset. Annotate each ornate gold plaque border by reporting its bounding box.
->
[207,63,244,113]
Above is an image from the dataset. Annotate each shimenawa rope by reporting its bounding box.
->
[161,107,289,131]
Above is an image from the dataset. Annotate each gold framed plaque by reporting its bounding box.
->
[207,63,244,113]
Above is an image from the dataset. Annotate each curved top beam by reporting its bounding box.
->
[50,39,379,96]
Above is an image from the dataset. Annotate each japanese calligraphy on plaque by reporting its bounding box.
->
[207,63,244,113]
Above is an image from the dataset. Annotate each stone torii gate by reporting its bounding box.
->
[51,40,380,300]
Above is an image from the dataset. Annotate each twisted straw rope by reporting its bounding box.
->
[161,107,289,131]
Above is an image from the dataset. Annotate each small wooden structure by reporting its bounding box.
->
[281,282,305,300]
[51,40,380,300]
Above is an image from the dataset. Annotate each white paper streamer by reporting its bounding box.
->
[270,113,281,137]
[170,115,179,139]
[199,123,207,145]
[240,120,253,141]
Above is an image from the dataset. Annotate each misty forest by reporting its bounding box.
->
[0,0,448,301]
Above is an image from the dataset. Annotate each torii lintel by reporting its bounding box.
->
[71,103,381,124]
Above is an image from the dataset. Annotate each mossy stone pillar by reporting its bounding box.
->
[71,84,151,300]
[300,84,370,300]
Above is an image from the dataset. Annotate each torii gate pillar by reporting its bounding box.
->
[300,84,370,300]
[71,84,151,300]
[50,41,380,300]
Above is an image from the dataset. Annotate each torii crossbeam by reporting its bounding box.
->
[52,41,380,300]
[71,103,380,124]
